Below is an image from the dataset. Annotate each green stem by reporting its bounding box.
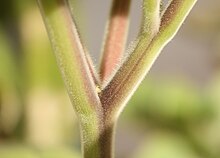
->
[37,0,105,157]
[100,117,117,158]
[81,113,116,158]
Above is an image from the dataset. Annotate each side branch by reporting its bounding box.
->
[100,0,131,82]
[142,0,161,35]
[100,0,197,118]
[67,0,100,85]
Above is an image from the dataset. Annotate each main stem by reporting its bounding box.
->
[81,115,117,158]
[100,118,117,158]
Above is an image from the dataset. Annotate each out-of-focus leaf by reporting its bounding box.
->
[191,75,220,155]
[0,145,38,158]
[126,78,213,124]
[20,8,63,89]
[0,25,21,135]
[41,148,80,158]
[132,132,199,158]
[0,26,17,85]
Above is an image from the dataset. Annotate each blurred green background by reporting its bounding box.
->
[0,0,220,158]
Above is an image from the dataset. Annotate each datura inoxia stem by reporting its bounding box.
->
[37,0,197,158]
[37,0,103,157]
[100,0,197,119]
[100,0,131,82]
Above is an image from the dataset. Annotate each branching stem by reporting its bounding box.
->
[37,0,197,158]
[100,0,131,82]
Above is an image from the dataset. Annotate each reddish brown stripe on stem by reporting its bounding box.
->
[60,1,102,109]
[85,54,100,86]
[160,0,182,29]
[100,0,131,82]
[66,0,100,86]
[39,0,101,110]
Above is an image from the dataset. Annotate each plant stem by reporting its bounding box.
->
[37,0,104,157]
[81,113,117,158]
[37,0,197,158]
[79,119,100,158]
[100,0,131,82]
[99,117,117,158]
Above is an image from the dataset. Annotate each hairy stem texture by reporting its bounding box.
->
[101,0,197,119]
[37,0,103,157]
[38,0,197,158]
[100,0,131,82]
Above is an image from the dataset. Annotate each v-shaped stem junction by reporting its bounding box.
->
[37,0,197,158]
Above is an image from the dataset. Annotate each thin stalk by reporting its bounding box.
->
[67,0,100,85]
[100,0,131,82]
[141,0,161,35]
[86,52,101,86]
